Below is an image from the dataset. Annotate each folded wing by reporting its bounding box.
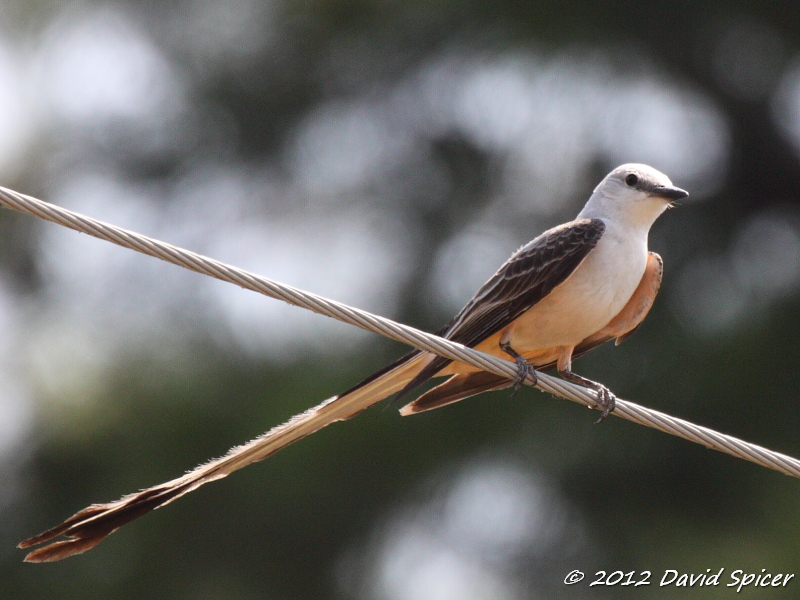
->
[400,252,663,415]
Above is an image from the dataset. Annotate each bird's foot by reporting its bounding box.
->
[558,368,617,424]
[500,341,537,397]
[509,355,537,398]
[593,385,616,424]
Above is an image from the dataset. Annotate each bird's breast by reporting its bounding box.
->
[504,226,648,352]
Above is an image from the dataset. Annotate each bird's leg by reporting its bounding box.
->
[558,369,616,423]
[499,340,537,397]
[556,348,616,423]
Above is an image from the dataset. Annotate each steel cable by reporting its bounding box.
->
[0,185,798,478]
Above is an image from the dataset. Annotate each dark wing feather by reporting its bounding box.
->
[394,218,606,400]
[401,371,513,414]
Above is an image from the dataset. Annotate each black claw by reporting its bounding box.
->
[509,357,536,398]
[593,386,616,424]
[500,341,537,398]
[558,367,616,423]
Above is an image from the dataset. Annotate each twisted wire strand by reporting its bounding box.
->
[0,185,798,478]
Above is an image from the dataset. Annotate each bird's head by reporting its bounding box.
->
[581,164,688,228]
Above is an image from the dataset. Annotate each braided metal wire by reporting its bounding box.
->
[0,185,798,478]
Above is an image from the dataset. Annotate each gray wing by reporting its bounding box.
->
[394,218,606,399]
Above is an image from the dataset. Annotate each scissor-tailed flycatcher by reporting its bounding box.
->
[19,163,686,562]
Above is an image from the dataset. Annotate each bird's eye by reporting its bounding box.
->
[625,173,638,187]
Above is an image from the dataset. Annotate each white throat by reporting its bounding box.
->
[577,190,669,233]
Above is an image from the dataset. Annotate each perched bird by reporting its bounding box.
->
[20,163,686,562]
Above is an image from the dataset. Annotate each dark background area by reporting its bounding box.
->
[1,0,800,598]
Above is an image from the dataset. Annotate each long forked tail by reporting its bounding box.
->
[19,352,429,562]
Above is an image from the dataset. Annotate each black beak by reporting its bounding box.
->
[651,185,688,201]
